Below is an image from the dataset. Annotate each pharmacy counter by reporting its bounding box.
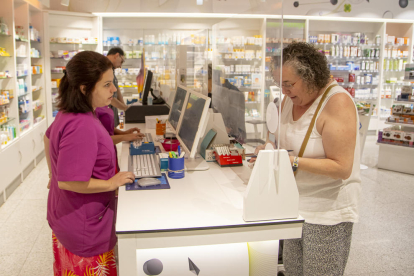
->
[117,123,304,275]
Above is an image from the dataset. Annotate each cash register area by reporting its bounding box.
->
[0,121,413,276]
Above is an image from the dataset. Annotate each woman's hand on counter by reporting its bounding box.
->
[125,127,141,134]
[109,171,135,190]
[124,133,145,142]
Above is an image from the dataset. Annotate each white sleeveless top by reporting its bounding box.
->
[279,81,361,225]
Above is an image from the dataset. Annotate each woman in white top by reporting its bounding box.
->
[267,43,361,275]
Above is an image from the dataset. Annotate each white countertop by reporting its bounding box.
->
[116,123,304,234]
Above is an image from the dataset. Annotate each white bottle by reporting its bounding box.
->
[339,45,343,58]
[331,45,336,57]
[147,93,153,105]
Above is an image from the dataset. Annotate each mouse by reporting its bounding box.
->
[137,178,161,187]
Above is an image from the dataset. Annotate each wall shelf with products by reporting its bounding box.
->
[0,0,48,206]
[308,19,386,132]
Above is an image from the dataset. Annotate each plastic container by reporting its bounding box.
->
[162,138,180,151]
[156,123,166,135]
[168,157,185,179]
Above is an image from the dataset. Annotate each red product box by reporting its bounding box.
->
[214,152,243,167]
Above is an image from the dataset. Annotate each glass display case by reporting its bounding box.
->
[265,19,306,109]
[176,29,211,96]
[212,18,267,145]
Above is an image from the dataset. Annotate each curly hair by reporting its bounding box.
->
[272,42,331,93]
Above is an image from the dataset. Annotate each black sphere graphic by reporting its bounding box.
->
[399,0,408,8]
[143,259,163,275]
[293,1,299,7]
[331,0,338,4]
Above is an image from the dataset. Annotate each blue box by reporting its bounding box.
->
[129,142,155,155]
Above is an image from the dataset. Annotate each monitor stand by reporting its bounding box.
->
[184,153,209,171]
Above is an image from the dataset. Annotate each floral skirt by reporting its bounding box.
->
[53,232,117,276]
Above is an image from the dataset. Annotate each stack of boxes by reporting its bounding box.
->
[380,128,414,147]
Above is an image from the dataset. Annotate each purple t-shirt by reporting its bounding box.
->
[95,106,120,172]
[46,111,117,257]
[95,106,115,136]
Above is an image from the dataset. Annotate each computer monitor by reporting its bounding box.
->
[167,85,189,131]
[176,89,211,159]
[142,70,153,105]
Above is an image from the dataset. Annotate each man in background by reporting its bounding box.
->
[106,47,128,127]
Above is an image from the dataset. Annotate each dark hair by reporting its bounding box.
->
[272,42,331,93]
[107,47,125,57]
[57,51,113,113]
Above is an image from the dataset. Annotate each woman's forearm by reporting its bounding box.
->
[44,135,52,176]
[111,134,130,145]
[58,178,113,194]
[111,97,128,111]
[291,156,352,180]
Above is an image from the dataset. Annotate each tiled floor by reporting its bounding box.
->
[0,136,413,275]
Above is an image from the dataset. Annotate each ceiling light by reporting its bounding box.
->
[197,0,203,5]
[61,0,70,6]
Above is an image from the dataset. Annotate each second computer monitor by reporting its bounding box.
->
[176,89,211,159]
[167,86,189,131]
[142,70,153,105]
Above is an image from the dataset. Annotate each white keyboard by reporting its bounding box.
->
[129,154,161,178]
[132,133,154,148]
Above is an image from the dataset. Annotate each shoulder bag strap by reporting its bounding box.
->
[294,84,338,175]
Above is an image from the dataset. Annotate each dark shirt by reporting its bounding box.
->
[109,70,120,127]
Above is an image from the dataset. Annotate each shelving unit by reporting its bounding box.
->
[14,1,33,136]
[380,23,414,126]
[0,0,47,206]
[44,11,100,124]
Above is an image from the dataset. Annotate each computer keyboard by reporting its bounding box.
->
[129,153,161,178]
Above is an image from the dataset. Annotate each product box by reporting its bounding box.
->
[324,34,331,44]
[331,34,340,44]
[392,130,403,141]
[318,34,325,43]
[393,105,404,114]
[403,132,414,144]
[403,107,412,115]
[57,37,67,43]
[382,129,392,140]
[396,37,405,45]
[388,36,396,44]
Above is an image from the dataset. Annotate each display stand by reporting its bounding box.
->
[378,100,414,174]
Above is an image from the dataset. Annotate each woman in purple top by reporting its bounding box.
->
[44,51,135,275]
[95,106,143,173]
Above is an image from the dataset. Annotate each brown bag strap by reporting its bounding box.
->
[294,84,337,175]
